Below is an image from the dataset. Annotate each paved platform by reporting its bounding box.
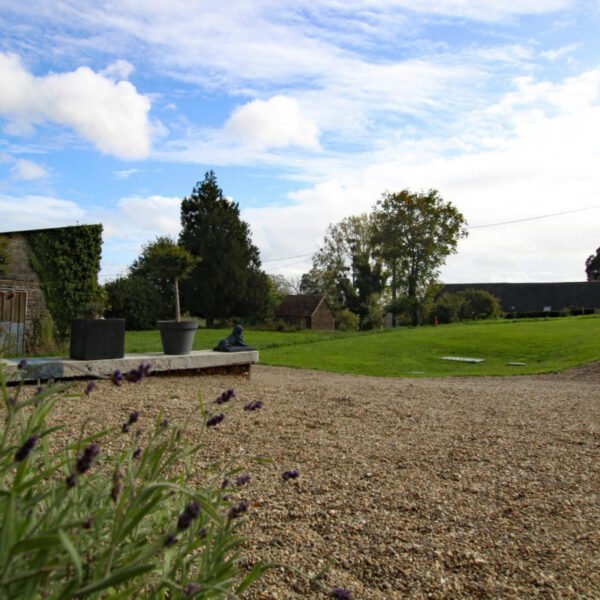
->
[2,350,259,383]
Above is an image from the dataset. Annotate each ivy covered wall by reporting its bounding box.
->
[0,235,8,276]
[26,225,104,337]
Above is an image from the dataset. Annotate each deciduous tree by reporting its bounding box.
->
[373,189,467,326]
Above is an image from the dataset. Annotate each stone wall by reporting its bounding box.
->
[0,234,50,346]
[311,301,335,330]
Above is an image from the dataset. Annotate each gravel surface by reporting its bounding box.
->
[46,364,599,598]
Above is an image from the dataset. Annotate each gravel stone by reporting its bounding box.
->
[42,364,600,598]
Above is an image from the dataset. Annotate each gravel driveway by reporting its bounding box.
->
[49,364,600,598]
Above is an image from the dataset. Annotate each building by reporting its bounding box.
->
[0,225,103,355]
[275,294,335,330]
[441,282,600,316]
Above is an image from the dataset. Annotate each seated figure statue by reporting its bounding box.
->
[213,325,256,352]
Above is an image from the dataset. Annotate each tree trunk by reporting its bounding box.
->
[175,277,181,322]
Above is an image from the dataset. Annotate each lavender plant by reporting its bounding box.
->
[0,362,266,598]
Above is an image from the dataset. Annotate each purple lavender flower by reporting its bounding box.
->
[235,474,251,486]
[84,381,97,396]
[125,368,142,383]
[66,474,77,488]
[161,418,170,428]
[17,359,28,370]
[331,588,352,599]
[177,501,201,531]
[197,527,207,539]
[228,500,249,519]
[75,443,100,475]
[164,534,177,547]
[133,447,142,460]
[215,388,236,404]
[221,478,230,489]
[282,469,299,481]
[111,370,124,386]
[15,435,38,462]
[121,423,130,433]
[206,413,224,427]
[183,584,203,597]
[244,400,264,411]
[128,411,139,424]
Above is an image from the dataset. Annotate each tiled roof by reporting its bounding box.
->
[275,294,329,317]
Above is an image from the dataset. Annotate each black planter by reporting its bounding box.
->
[70,319,126,360]
[157,320,198,355]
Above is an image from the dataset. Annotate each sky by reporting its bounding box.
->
[1,0,599,284]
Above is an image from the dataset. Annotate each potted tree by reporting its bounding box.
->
[140,236,200,355]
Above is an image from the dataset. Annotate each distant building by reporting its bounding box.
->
[441,282,600,316]
[275,294,335,330]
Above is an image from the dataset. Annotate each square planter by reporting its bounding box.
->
[70,319,126,360]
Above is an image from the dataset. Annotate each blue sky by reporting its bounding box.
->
[1,1,599,284]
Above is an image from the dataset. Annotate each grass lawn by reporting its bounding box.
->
[124,315,600,377]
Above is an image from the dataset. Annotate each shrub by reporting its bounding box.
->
[456,289,503,321]
[432,292,465,324]
[0,362,267,598]
[105,276,171,330]
[335,309,359,331]
[433,289,502,323]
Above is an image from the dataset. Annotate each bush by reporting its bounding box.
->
[335,309,359,331]
[457,289,503,321]
[0,362,267,598]
[433,289,502,323]
[105,276,171,330]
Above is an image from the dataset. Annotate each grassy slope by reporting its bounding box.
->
[125,315,600,377]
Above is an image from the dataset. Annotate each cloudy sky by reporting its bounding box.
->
[1,1,599,283]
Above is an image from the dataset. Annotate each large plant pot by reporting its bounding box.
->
[157,320,198,355]
[70,319,125,360]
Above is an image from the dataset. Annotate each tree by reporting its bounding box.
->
[179,171,266,326]
[309,214,385,329]
[585,247,600,281]
[130,236,198,321]
[104,276,169,329]
[372,189,468,326]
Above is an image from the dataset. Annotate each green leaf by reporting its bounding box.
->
[236,561,268,593]
[58,529,82,581]
[12,533,60,555]
[75,564,154,595]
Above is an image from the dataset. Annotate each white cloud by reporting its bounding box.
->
[10,159,48,180]
[225,96,321,151]
[246,69,600,283]
[114,168,141,179]
[0,195,86,231]
[0,52,152,159]
[101,59,135,81]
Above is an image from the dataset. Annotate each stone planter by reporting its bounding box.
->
[70,319,125,360]
[157,320,198,355]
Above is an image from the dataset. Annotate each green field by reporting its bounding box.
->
[125,315,600,377]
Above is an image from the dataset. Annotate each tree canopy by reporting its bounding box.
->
[179,171,267,325]
[310,214,385,329]
[304,189,467,327]
[372,189,468,325]
[130,236,198,321]
[585,247,600,281]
